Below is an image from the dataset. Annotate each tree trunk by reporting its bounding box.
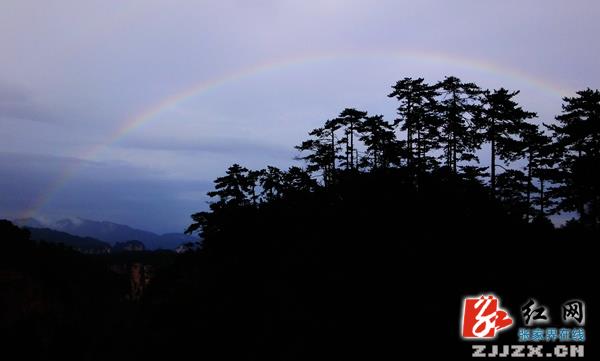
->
[540,177,545,218]
[446,141,451,169]
[490,119,496,199]
[417,128,422,167]
[407,100,413,167]
[407,127,413,167]
[349,123,354,169]
[453,137,457,173]
[526,152,533,222]
[331,130,336,172]
[451,94,458,173]
[345,135,350,170]
[373,142,378,170]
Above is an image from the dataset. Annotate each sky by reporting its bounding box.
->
[1,0,599,233]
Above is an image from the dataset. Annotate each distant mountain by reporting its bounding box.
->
[26,227,111,253]
[13,217,47,229]
[14,217,198,250]
[13,217,46,229]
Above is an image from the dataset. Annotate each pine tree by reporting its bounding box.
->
[335,108,367,170]
[496,169,531,220]
[388,77,438,169]
[520,122,555,221]
[548,88,600,227]
[482,88,537,198]
[281,166,317,195]
[295,126,339,185]
[357,115,396,170]
[206,164,255,208]
[259,166,285,202]
[324,118,342,173]
[434,76,483,173]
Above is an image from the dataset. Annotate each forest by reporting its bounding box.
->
[189,76,600,230]
[1,76,598,360]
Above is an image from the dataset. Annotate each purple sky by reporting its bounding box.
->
[1,0,599,233]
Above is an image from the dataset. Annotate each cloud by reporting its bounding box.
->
[0,152,92,218]
[1,0,599,231]
[0,152,212,233]
[0,82,50,122]
[117,134,293,157]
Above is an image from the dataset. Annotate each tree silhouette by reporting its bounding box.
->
[549,88,600,228]
[295,126,338,185]
[357,114,396,170]
[482,88,537,198]
[335,108,367,170]
[533,165,558,220]
[388,77,438,169]
[280,166,317,195]
[495,169,531,220]
[206,163,255,208]
[520,122,555,221]
[259,166,285,201]
[434,76,483,173]
[324,118,342,173]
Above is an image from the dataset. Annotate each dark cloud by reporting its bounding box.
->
[116,135,294,158]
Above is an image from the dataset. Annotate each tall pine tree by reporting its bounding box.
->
[335,108,367,170]
[357,114,396,170]
[434,76,483,173]
[482,88,536,198]
[549,88,600,228]
[388,77,438,169]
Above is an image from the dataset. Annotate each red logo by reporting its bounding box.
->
[462,295,513,338]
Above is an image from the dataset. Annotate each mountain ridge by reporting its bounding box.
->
[14,217,197,250]
[26,226,112,253]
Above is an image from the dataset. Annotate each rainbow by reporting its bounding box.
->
[20,49,574,219]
